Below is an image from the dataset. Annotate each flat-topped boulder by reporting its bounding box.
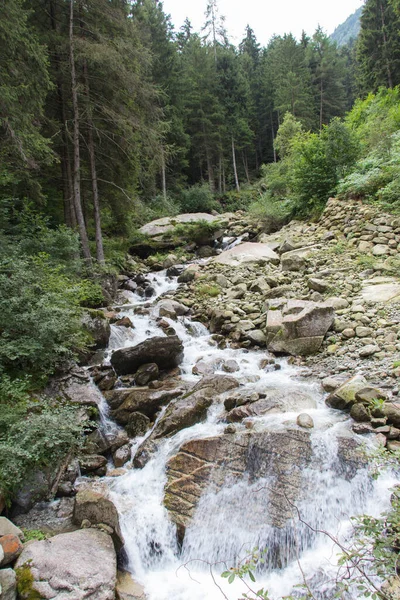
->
[213,243,280,266]
[361,277,400,304]
[139,213,221,237]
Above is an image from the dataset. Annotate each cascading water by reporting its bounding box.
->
[101,268,396,600]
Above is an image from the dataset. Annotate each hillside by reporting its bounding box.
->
[330,6,363,46]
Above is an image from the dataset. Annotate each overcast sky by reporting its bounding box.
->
[162,0,365,46]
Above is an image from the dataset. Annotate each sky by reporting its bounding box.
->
[162,0,365,46]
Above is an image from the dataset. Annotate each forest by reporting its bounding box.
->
[1,0,400,520]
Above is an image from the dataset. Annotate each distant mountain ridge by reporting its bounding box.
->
[330,6,363,46]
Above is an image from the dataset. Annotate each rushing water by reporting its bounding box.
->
[101,269,396,600]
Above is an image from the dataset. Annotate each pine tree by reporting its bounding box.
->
[0,0,53,199]
[357,0,400,92]
[307,27,348,129]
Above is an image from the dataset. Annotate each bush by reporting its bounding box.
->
[0,376,86,500]
[218,188,259,212]
[177,184,219,213]
[0,253,87,378]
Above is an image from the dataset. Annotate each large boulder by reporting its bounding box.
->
[73,486,123,551]
[133,376,239,468]
[111,336,184,376]
[0,518,24,540]
[139,213,221,238]
[0,534,23,566]
[213,243,280,266]
[164,430,365,551]
[268,301,334,356]
[107,385,187,426]
[15,529,116,600]
[326,375,369,410]
[82,311,111,350]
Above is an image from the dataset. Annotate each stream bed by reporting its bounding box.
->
[99,269,396,600]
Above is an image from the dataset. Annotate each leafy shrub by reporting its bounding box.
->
[218,188,259,212]
[177,184,219,213]
[0,253,87,377]
[171,219,223,246]
[0,376,86,500]
[196,283,220,297]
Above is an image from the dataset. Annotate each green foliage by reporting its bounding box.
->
[178,184,219,213]
[218,189,259,212]
[22,529,48,542]
[16,563,41,600]
[0,377,86,500]
[0,252,87,377]
[171,219,222,246]
[196,283,220,297]
[275,113,303,159]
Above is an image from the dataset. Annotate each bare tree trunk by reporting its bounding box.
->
[380,1,393,88]
[222,161,226,194]
[69,0,91,262]
[161,147,167,201]
[218,154,222,193]
[320,81,324,131]
[50,0,76,228]
[83,60,104,264]
[205,147,215,192]
[231,136,240,192]
[270,111,277,163]
[242,151,250,184]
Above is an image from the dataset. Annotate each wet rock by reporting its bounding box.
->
[164,430,314,536]
[352,422,375,435]
[296,413,314,428]
[158,300,189,319]
[115,317,133,328]
[0,534,23,566]
[177,265,200,283]
[82,311,111,350]
[134,377,239,467]
[15,529,116,600]
[79,455,107,476]
[113,444,131,468]
[326,375,369,410]
[73,487,123,552]
[111,336,184,375]
[222,360,240,373]
[109,386,186,425]
[116,570,147,600]
[322,377,345,392]
[0,568,16,600]
[126,412,151,438]
[350,403,371,423]
[134,363,159,387]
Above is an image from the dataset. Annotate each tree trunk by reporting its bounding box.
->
[161,147,167,201]
[242,151,250,184]
[380,1,393,88]
[320,80,324,131]
[83,60,104,264]
[50,0,76,228]
[69,0,92,262]
[205,147,215,192]
[222,161,226,194]
[270,112,277,163]
[231,136,240,192]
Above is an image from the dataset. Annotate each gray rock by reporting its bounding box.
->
[134,363,159,387]
[0,568,16,600]
[113,444,131,468]
[326,375,369,410]
[350,403,371,423]
[139,213,221,237]
[73,487,123,552]
[213,243,280,266]
[297,413,314,428]
[157,299,189,319]
[15,529,116,600]
[359,345,380,358]
[307,278,329,293]
[0,517,24,540]
[82,312,111,350]
[111,336,184,375]
[126,412,151,438]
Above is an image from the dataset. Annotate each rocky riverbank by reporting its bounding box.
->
[1,198,400,600]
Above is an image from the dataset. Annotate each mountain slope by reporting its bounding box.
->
[330,6,363,46]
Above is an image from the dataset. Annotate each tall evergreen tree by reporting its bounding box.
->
[357,0,400,92]
[0,0,53,199]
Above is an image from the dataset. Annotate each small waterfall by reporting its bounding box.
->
[101,268,397,600]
